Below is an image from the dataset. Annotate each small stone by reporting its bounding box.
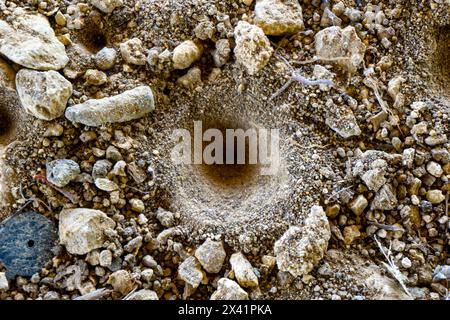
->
[95,178,119,192]
[99,250,112,267]
[210,278,249,300]
[349,195,368,216]
[343,225,361,245]
[0,272,8,291]
[315,26,366,73]
[43,124,64,137]
[84,69,107,86]
[425,134,447,146]
[213,39,231,67]
[124,236,143,253]
[0,11,69,70]
[110,160,127,177]
[426,161,443,178]
[371,184,398,211]
[143,255,158,268]
[127,162,147,184]
[46,159,80,188]
[92,159,113,179]
[94,47,117,70]
[109,270,133,295]
[129,199,145,213]
[274,205,331,277]
[120,38,146,65]
[16,69,72,121]
[230,252,259,288]
[361,168,386,191]
[156,208,175,228]
[55,11,67,26]
[172,40,202,70]
[325,105,361,139]
[254,0,304,36]
[325,204,340,218]
[234,21,273,75]
[59,208,115,255]
[194,20,215,40]
[106,146,122,161]
[65,86,155,127]
[195,239,226,274]
[426,190,445,204]
[126,289,158,300]
[91,0,123,14]
[178,256,204,289]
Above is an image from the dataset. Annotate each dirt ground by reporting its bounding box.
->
[0,0,448,300]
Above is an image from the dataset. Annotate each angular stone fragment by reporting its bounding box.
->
[230,252,259,288]
[16,69,72,120]
[210,278,249,300]
[126,289,158,300]
[0,10,69,70]
[65,86,154,126]
[46,159,80,188]
[254,0,304,36]
[195,239,226,274]
[91,0,123,14]
[172,40,203,70]
[178,256,204,289]
[59,208,115,255]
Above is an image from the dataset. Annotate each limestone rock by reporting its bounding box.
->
[59,208,115,255]
[120,38,146,66]
[234,21,273,75]
[94,178,119,192]
[46,159,80,188]
[109,270,133,295]
[126,289,158,300]
[274,205,331,277]
[65,86,155,127]
[315,26,366,73]
[210,278,249,300]
[254,0,304,36]
[371,184,398,211]
[0,10,69,70]
[230,252,259,288]
[178,256,204,289]
[16,69,72,121]
[195,239,226,274]
[325,104,361,139]
[91,0,123,14]
[172,40,202,70]
[94,47,117,70]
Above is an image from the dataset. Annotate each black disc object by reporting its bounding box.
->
[0,211,57,278]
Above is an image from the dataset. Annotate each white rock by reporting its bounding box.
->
[195,239,226,274]
[371,184,398,210]
[325,104,361,139]
[315,26,366,73]
[91,0,123,14]
[349,195,368,216]
[16,69,72,120]
[94,178,119,192]
[94,47,117,70]
[230,252,259,288]
[0,10,69,70]
[178,256,204,289]
[254,0,304,36]
[99,250,112,267]
[234,21,273,75]
[120,38,146,66]
[126,289,158,300]
[274,205,331,277]
[65,86,155,127]
[426,190,445,204]
[210,278,249,300]
[84,69,107,86]
[59,208,115,255]
[426,161,443,178]
[0,272,8,291]
[172,40,202,70]
[130,198,145,213]
[46,159,80,187]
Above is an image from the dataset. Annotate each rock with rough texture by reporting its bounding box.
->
[0,57,16,89]
[234,21,273,75]
[195,239,226,274]
[109,270,133,295]
[254,0,304,36]
[59,208,115,255]
[0,272,8,291]
[0,10,69,70]
[274,205,331,277]
[126,289,158,300]
[94,47,117,70]
[315,26,366,73]
[426,190,445,204]
[349,195,368,216]
[325,104,361,138]
[120,38,146,66]
[178,256,204,289]
[371,184,397,210]
[210,278,249,300]
[16,69,72,120]
[65,86,155,127]
[94,178,119,192]
[46,159,80,188]
[91,0,123,13]
[230,252,259,288]
[172,40,202,70]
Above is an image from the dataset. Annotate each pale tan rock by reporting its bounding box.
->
[254,0,304,36]
[172,40,202,70]
[210,278,249,300]
[230,252,259,288]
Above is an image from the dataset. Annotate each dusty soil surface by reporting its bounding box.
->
[0,0,448,300]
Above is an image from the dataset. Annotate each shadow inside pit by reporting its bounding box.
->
[433,25,450,96]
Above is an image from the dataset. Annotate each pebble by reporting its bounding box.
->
[0,10,69,70]
[59,208,115,255]
[84,69,107,86]
[91,0,123,14]
[213,39,231,67]
[349,195,368,216]
[65,86,155,127]
[120,38,147,66]
[43,124,64,137]
[230,252,259,288]
[274,205,331,277]
[129,199,145,213]
[94,178,119,192]
[426,190,445,204]
[172,40,202,70]
[126,289,158,300]
[0,272,8,291]
[99,250,112,267]
[109,270,133,295]
[371,184,398,210]
[16,69,72,120]
[343,225,361,245]
[195,239,226,274]
[143,255,158,268]
[46,159,80,187]
[210,278,249,300]
[254,0,304,36]
[426,161,443,178]
[94,47,117,70]
[178,256,204,289]
[233,21,273,75]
